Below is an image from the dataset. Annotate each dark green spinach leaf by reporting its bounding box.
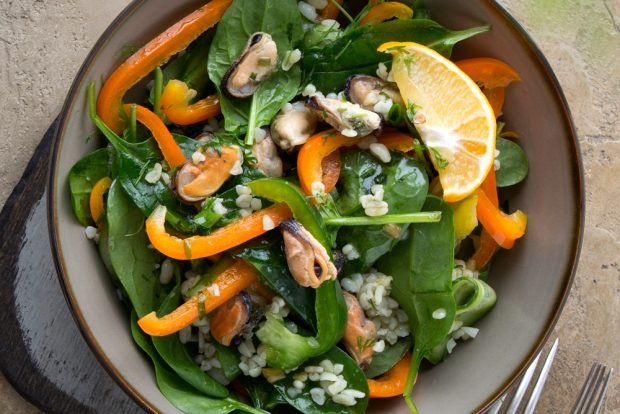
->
[336,151,428,271]
[101,128,197,233]
[272,346,369,414]
[365,337,412,379]
[152,284,230,398]
[240,376,287,410]
[213,342,242,381]
[130,313,267,414]
[495,137,528,187]
[303,19,489,93]
[106,180,162,317]
[377,196,456,409]
[68,147,111,225]
[207,0,304,134]
[234,235,316,330]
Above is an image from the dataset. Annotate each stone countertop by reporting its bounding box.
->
[0,1,617,413]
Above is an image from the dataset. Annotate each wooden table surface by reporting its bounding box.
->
[0,1,617,413]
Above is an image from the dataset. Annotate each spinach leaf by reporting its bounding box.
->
[234,235,316,330]
[102,129,197,233]
[96,225,117,282]
[303,19,489,93]
[336,151,428,271]
[207,0,304,134]
[106,180,162,317]
[495,137,529,187]
[272,346,369,414]
[152,30,215,101]
[365,337,412,379]
[152,284,230,398]
[377,196,456,409]
[213,342,242,381]
[240,376,287,410]
[130,313,267,414]
[68,147,111,225]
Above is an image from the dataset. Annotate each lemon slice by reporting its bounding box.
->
[378,41,496,202]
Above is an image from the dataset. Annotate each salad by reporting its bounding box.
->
[68,0,529,412]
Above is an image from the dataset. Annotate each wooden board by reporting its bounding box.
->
[0,120,143,414]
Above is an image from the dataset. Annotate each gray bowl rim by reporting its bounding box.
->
[47,1,585,413]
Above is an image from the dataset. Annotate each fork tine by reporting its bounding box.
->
[504,352,542,414]
[523,337,559,414]
[572,362,615,414]
[591,366,615,414]
[572,363,604,413]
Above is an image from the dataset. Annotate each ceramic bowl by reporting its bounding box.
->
[48,1,584,412]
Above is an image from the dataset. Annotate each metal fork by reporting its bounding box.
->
[571,362,615,414]
[486,337,559,414]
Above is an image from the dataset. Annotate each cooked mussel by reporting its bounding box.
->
[222,32,278,98]
[175,145,241,203]
[344,75,404,111]
[306,95,382,138]
[210,292,252,346]
[342,291,378,369]
[281,219,337,288]
[252,129,283,177]
[270,102,319,151]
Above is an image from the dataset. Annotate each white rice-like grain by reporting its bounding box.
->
[159,259,174,284]
[192,151,206,164]
[298,1,318,21]
[332,392,356,406]
[432,308,447,320]
[250,198,262,211]
[369,143,391,163]
[84,226,98,240]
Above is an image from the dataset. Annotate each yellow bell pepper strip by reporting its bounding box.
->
[456,58,521,117]
[475,188,527,249]
[146,203,292,260]
[97,0,232,133]
[359,2,414,26]
[124,104,187,169]
[298,129,415,196]
[450,192,479,241]
[160,79,221,125]
[89,176,112,226]
[368,353,412,398]
[138,260,258,336]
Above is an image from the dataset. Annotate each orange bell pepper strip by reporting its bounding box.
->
[125,104,187,169]
[97,0,232,133]
[359,2,414,26]
[138,260,258,336]
[476,188,527,249]
[146,203,292,260]
[378,129,415,153]
[456,58,521,117]
[368,353,413,398]
[469,169,500,270]
[160,79,221,125]
[298,129,415,196]
[318,0,343,20]
[89,176,112,226]
[298,130,358,195]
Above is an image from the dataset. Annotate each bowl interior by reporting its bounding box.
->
[49,1,582,413]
